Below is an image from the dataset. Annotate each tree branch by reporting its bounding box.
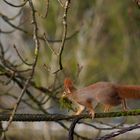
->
[68,118,81,140]
[96,123,140,140]
[1,109,140,121]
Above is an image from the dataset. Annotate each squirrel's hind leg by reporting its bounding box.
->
[121,98,128,111]
[104,104,112,112]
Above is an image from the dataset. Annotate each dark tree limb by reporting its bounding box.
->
[0,109,140,121]
[68,118,81,140]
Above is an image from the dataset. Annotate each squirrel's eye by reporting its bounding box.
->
[62,91,67,96]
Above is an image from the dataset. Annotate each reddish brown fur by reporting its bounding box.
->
[116,85,140,99]
[64,78,74,91]
[64,78,76,92]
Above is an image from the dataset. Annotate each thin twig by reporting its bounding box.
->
[3,0,28,8]
[0,13,28,34]
[0,28,15,34]
[78,119,126,130]
[13,44,33,66]
[42,0,49,18]
[95,123,140,140]
[57,0,71,72]
[58,0,64,7]
[47,30,78,43]
[43,33,57,55]
[0,43,32,72]
[2,8,23,21]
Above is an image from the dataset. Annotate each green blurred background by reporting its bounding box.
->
[31,0,140,86]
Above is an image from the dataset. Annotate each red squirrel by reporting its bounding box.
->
[62,78,140,118]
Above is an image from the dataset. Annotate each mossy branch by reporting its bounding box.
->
[0,109,140,122]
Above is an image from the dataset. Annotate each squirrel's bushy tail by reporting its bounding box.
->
[116,85,140,99]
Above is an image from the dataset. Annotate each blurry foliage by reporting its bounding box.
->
[32,0,140,86]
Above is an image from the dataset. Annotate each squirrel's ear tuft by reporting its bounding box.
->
[64,78,73,90]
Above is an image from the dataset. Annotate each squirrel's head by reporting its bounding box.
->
[62,78,75,98]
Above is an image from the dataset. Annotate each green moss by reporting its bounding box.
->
[59,97,73,111]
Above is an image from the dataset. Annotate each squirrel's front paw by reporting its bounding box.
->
[89,111,95,119]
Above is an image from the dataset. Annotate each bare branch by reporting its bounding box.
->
[0,13,28,34]
[4,0,41,130]
[13,44,33,66]
[96,123,140,140]
[57,0,71,71]
[3,0,28,8]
